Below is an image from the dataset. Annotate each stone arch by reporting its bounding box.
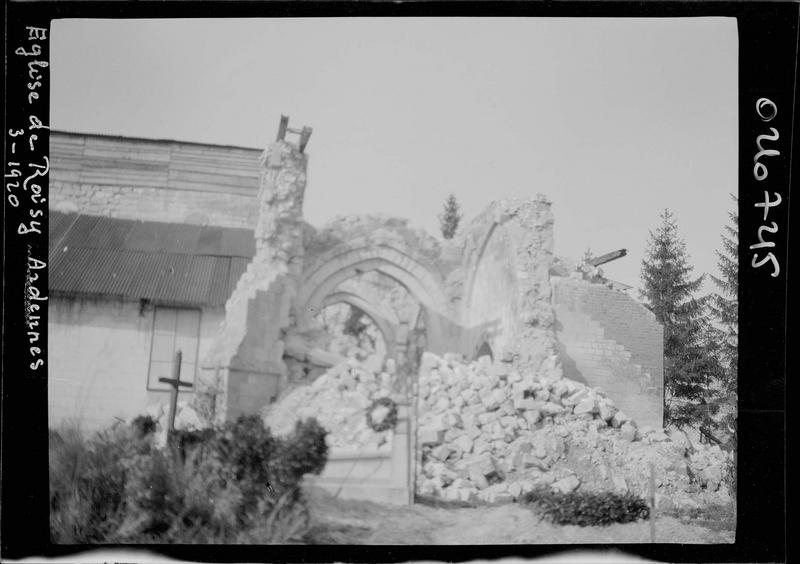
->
[462,220,500,321]
[297,240,452,353]
[320,290,401,360]
[459,219,519,356]
[475,341,494,361]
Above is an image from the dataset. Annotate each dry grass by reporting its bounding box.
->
[302,485,735,545]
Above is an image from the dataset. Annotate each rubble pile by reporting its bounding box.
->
[263,359,396,451]
[416,352,732,509]
[142,400,205,448]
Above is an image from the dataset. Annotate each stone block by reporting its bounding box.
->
[523,454,550,471]
[452,434,474,455]
[515,397,543,411]
[443,412,463,429]
[473,438,491,455]
[611,474,628,493]
[477,412,498,426]
[611,410,630,428]
[541,402,565,416]
[551,474,581,494]
[458,487,476,502]
[523,410,541,426]
[480,389,500,411]
[489,363,509,378]
[432,444,454,461]
[419,427,445,446]
[620,422,637,442]
[434,397,451,412]
[598,403,615,422]
[464,424,482,440]
[443,486,461,501]
[419,478,440,496]
[492,388,508,404]
[500,415,518,428]
[573,398,596,415]
[460,388,477,404]
[467,467,489,490]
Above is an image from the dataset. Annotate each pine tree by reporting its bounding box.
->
[706,197,738,450]
[708,197,738,389]
[640,209,722,430]
[439,194,462,240]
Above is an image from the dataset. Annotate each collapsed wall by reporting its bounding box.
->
[552,275,664,429]
[416,352,731,509]
[454,197,557,373]
[197,136,310,422]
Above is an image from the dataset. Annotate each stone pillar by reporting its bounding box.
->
[508,196,558,377]
[197,132,310,423]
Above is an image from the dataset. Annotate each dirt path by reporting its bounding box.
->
[303,486,735,545]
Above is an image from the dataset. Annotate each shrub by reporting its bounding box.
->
[84,414,329,544]
[522,488,650,527]
[131,415,157,438]
[49,423,152,543]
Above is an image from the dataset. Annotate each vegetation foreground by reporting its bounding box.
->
[50,415,734,545]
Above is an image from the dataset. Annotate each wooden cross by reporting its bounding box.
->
[159,350,193,435]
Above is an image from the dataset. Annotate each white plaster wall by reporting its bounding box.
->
[48,296,224,432]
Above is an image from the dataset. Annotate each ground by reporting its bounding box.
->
[301,486,735,545]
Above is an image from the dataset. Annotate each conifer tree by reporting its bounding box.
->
[439,194,462,240]
[708,198,738,389]
[707,198,738,449]
[640,209,722,430]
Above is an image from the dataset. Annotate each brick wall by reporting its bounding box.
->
[552,276,664,429]
[553,277,663,382]
[49,131,262,228]
[48,296,224,431]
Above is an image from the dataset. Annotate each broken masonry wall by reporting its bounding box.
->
[552,276,664,429]
[197,139,309,422]
[456,197,559,377]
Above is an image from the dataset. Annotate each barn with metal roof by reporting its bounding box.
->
[48,131,263,430]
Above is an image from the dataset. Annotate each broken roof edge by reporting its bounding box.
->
[50,129,264,153]
[49,289,229,310]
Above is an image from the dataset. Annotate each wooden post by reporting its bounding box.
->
[649,462,656,543]
[159,350,193,437]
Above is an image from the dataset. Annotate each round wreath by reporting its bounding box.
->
[366,397,398,433]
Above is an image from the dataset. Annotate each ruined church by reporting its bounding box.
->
[47,118,664,437]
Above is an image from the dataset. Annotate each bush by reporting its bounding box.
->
[51,414,329,543]
[522,488,650,527]
[49,423,152,543]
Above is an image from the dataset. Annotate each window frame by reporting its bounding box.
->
[146,306,202,392]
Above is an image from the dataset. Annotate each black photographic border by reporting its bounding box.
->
[2,2,794,562]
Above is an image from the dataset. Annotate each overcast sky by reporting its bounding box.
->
[50,17,738,294]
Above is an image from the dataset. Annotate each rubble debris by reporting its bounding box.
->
[416,352,732,508]
[263,358,396,451]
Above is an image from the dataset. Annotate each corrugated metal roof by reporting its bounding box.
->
[49,212,256,307]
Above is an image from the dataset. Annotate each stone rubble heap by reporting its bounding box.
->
[142,400,205,449]
[263,358,396,451]
[416,352,732,509]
